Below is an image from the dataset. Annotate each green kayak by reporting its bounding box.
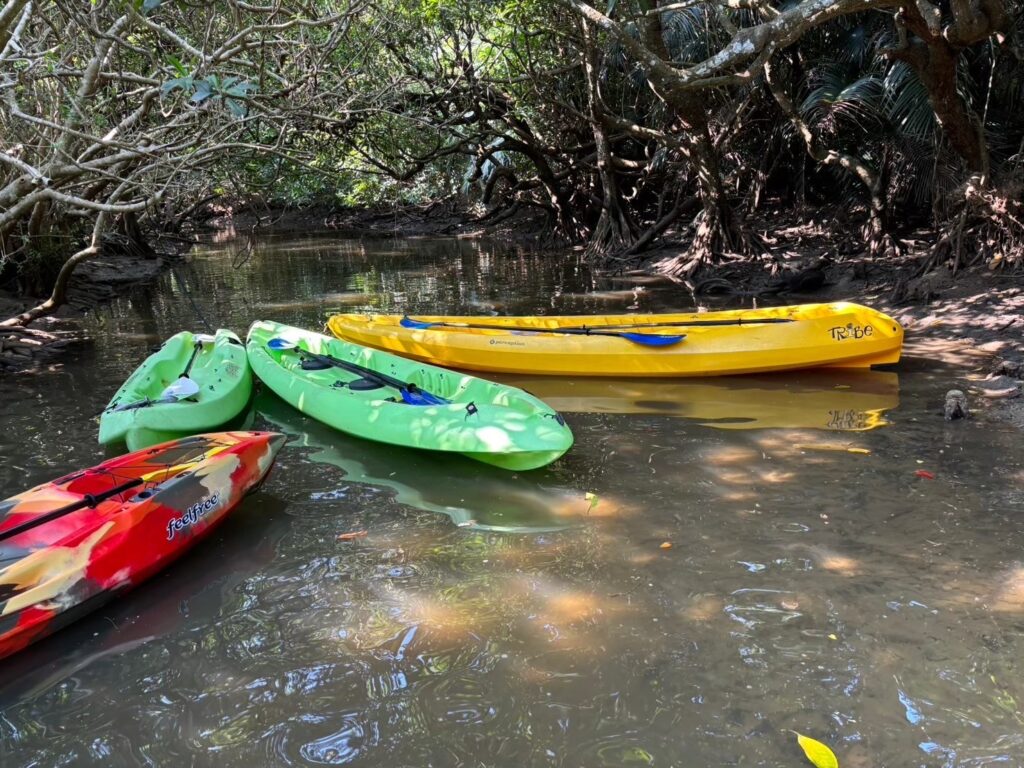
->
[246,320,573,470]
[99,329,253,446]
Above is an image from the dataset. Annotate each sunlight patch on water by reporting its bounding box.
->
[701,446,761,465]
[757,469,795,484]
[681,594,725,623]
[991,566,1024,613]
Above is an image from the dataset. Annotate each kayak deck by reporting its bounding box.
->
[246,320,573,470]
[327,302,904,377]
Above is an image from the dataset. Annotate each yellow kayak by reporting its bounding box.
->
[327,302,903,377]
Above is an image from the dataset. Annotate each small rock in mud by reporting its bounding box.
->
[944,389,970,420]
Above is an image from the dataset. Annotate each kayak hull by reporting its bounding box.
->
[99,329,253,445]
[0,431,284,660]
[327,303,903,377]
[246,321,573,470]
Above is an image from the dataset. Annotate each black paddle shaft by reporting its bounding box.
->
[409,317,791,332]
[585,317,794,329]
[180,339,205,379]
[0,477,144,542]
[296,348,411,392]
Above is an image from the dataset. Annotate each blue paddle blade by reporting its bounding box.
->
[399,388,449,406]
[400,317,433,330]
[620,332,685,346]
[267,337,295,350]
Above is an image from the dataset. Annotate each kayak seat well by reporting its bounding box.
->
[333,378,385,391]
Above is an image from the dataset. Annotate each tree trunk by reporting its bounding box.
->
[0,245,99,327]
[889,0,1011,178]
[581,23,635,257]
[640,0,743,270]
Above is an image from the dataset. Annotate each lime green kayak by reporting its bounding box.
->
[99,330,253,446]
[246,320,573,470]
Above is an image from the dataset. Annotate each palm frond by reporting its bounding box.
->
[800,63,884,134]
[663,7,719,63]
[881,62,936,142]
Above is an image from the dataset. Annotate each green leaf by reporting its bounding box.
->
[166,55,187,78]
[226,82,256,97]
[794,733,839,768]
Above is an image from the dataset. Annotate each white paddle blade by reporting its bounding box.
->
[160,377,200,400]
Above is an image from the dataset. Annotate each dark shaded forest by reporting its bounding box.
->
[1,0,1022,326]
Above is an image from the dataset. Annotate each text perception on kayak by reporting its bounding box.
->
[166,494,221,540]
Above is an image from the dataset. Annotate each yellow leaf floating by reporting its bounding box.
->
[794,732,839,768]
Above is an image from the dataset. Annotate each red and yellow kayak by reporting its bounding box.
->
[327,302,903,377]
[0,431,284,660]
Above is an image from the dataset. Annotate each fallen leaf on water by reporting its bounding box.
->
[660,541,672,549]
[915,470,935,480]
[585,491,600,513]
[337,530,368,541]
[793,732,839,768]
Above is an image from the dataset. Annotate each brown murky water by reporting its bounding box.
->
[1,234,1022,767]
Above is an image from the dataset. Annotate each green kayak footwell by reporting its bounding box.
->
[99,329,253,446]
[246,320,573,470]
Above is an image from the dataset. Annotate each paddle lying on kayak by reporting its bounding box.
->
[400,317,685,346]
[266,337,448,406]
[0,431,285,661]
[407,316,794,330]
[247,320,573,470]
[108,377,200,413]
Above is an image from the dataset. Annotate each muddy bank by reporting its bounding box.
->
[1,239,193,371]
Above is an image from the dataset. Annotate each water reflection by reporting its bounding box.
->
[495,369,900,431]
[254,390,603,532]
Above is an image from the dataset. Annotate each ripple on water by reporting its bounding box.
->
[299,713,379,765]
